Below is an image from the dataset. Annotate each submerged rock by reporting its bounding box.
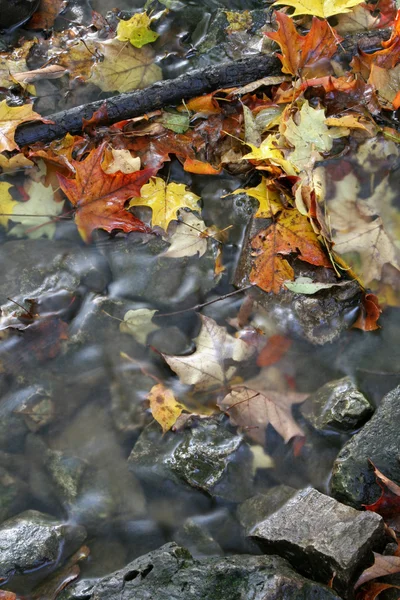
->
[250,487,385,597]
[128,415,254,502]
[0,0,39,30]
[331,385,400,507]
[59,542,342,600]
[300,376,373,432]
[237,486,297,534]
[0,510,86,586]
[174,517,224,558]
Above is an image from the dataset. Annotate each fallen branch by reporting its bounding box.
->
[14,28,390,148]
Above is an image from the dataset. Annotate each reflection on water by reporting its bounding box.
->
[0,0,399,594]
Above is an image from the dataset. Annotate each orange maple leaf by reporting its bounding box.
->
[250,208,331,293]
[57,143,154,242]
[267,12,342,76]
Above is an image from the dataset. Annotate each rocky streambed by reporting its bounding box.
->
[0,233,399,600]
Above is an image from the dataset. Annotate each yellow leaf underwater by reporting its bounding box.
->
[273,0,364,18]
[116,13,159,48]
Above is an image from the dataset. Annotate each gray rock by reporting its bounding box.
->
[129,415,254,502]
[301,377,373,432]
[0,239,109,330]
[0,466,30,522]
[250,487,385,597]
[237,486,297,534]
[59,542,342,600]
[331,385,400,507]
[174,517,223,558]
[0,510,86,586]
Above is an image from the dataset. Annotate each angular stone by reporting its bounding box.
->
[59,542,342,600]
[331,385,400,507]
[300,376,373,432]
[128,415,254,502]
[237,486,297,534]
[250,487,385,597]
[0,510,86,586]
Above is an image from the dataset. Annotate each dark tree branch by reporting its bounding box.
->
[14,28,391,148]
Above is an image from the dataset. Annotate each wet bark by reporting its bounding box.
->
[14,28,391,148]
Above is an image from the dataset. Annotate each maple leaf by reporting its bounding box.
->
[116,13,159,48]
[129,177,201,231]
[163,315,255,391]
[0,153,33,174]
[0,101,44,153]
[267,12,342,76]
[90,39,162,93]
[282,101,348,170]
[218,374,307,445]
[230,177,283,218]
[250,208,332,293]
[242,134,298,175]
[273,0,365,18]
[0,181,63,239]
[163,211,209,258]
[147,383,187,433]
[103,149,141,174]
[57,143,154,242]
[120,309,160,345]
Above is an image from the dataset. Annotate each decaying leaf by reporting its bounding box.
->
[0,181,63,239]
[218,374,307,445]
[267,12,341,76]
[90,38,162,93]
[103,149,141,174]
[148,383,187,433]
[116,13,159,48]
[352,293,381,331]
[230,177,283,218]
[163,315,255,390]
[274,0,365,18]
[364,462,400,524]
[120,309,160,345]
[242,134,298,175]
[355,553,400,589]
[164,211,209,258]
[0,40,36,90]
[0,101,45,153]
[129,177,201,231]
[28,0,66,29]
[257,334,292,367]
[57,143,154,242]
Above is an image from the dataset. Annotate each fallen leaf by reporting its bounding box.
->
[12,64,67,84]
[182,158,222,175]
[230,177,283,218]
[283,101,348,170]
[28,0,66,29]
[129,177,200,231]
[82,104,109,134]
[250,208,331,293]
[364,462,400,522]
[31,545,90,600]
[0,592,16,599]
[164,211,209,258]
[116,12,159,48]
[0,101,44,153]
[218,376,307,445]
[0,153,34,174]
[182,93,222,115]
[90,38,162,93]
[163,315,255,391]
[158,111,190,134]
[284,276,353,294]
[273,0,365,18]
[103,149,141,174]
[0,183,16,228]
[148,383,187,433]
[257,334,292,367]
[224,10,253,34]
[352,293,382,331]
[57,143,154,242]
[356,582,400,600]
[242,134,297,175]
[369,63,400,110]
[0,40,36,90]
[0,181,63,239]
[120,309,159,345]
[267,12,341,76]
[355,553,400,589]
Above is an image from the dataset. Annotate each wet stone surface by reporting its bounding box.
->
[250,487,385,597]
[331,385,400,507]
[59,542,342,600]
[128,415,254,502]
[0,0,39,30]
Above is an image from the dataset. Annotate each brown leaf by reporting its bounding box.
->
[148,383,187,433]
[28,0,66,29]
[257,334,292,367]
[0,101,47,153]
[218,376,307,445]
[353,293,382,331]
[267,12,342,76]
[356,582,400,600]
[355,553,400,589]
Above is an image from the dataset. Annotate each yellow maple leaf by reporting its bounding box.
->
[116,13,159,48]
[129,177,201,231]
[0,182,16,228]
[242,134,298,175]
[148,383,187,433]
[273,0,364,18]
[0,101,43,153]
[90,38,162,93]
[230,177,283,218]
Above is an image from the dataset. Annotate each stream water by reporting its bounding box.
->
[0,0,399,595]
